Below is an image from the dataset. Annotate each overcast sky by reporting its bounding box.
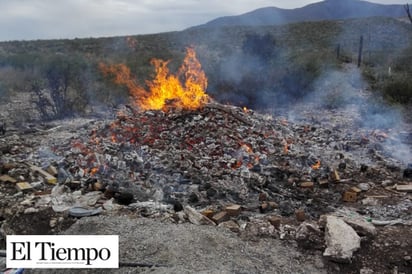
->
[0,0,406,41]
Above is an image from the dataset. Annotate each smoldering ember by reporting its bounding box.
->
[0,45,411,274]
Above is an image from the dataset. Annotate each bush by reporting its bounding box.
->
[382,77,412,104]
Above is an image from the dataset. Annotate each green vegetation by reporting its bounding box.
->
[0,16,411,121]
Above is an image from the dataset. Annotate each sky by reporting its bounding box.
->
[0,0,407,41]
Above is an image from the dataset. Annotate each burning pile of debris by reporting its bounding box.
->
[1,48,411,269]
[1,98,411,261]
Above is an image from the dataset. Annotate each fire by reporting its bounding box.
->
[311,160,321,170]
[283,142,289,154]
[99,47,209,111]
[240,143,253,154]
[90,167,99,176]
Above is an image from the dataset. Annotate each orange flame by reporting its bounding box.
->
[283,143,289,154]
[311,160,321,170]
[99,47,209,111]
[90,167,99,176]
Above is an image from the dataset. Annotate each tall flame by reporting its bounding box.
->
[99,47,209,111]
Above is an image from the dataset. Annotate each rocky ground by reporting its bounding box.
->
[0,65,411,273]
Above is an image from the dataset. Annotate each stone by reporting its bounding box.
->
[295,222,324,250]
[225,204,242,217]
[361,197,379,206]
[103,198,123,211]
[49,218,58,228]
[295,208,306,222]
[259,201,277,213]
[24,207,39,214]
[184,206,215,226]
[188,192,199,203]
[267,216,281,229]
[381,180,394,187]
[279,201,294,216]
[243,219,276,238]
[218,220,240,233]
[211,211,229,224]
[323,215,361,263]
[258,192,267,201]
[357,183,371,191]
[201,209,214,219]
[359,268,374,274]
[334,208,377,237]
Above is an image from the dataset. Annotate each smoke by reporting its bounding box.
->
[290,64,411,165]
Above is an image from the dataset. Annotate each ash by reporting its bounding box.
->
[1,99,411,273]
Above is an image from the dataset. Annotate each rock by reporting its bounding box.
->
[267,216,281,229]
[323,215,361,263]
[294,208,306,222]
[211,211,229,224]
[103,198,122,211]
[359,268,374,274]
[357,183,371,191]
[381,180,393,187]
[49,218,58,228]
[184,206,215,226]
[188,192,199,203]
[243,219,276,238]
[279,201,294,216]
[334,208,377,237]
[24,207,39,214]
[295,222,324,250]
[201,209,214,219]
[225,204,242,217]
[218,220,240,233]
[361,197,379,206]
[259,201,277,213]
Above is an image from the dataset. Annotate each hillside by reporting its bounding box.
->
[192,0,407,29]
[0,16,411,124]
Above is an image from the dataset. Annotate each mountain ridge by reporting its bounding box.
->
[190,0,407,29]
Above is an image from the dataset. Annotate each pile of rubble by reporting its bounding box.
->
[1,100,411,267]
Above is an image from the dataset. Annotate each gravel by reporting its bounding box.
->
[26,215,326,274]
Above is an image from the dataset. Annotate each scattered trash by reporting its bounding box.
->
[68,206,103,218]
